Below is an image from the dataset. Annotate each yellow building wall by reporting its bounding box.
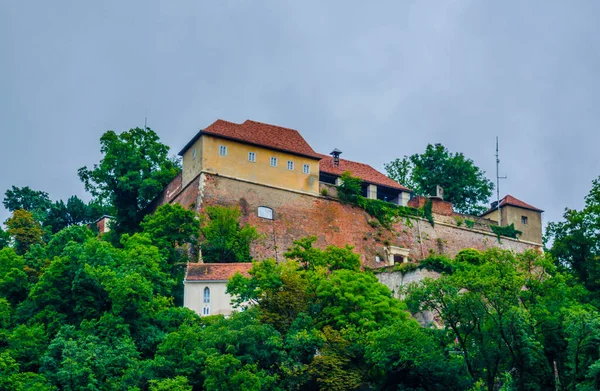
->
[181,136,204,187]
[503,206,543,245]
[200,135,320,194]
[481,207,542,244]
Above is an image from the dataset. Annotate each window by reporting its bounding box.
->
[248,151,256,162]
[303,164,310,174]
[219,145,227,156]
[192,148,197,160]
[258,206,273,220]
[270,157,278,167]
[287,160,294,170]
[521,216,528,225]
[203,287,210,303]
[202,307,210,315]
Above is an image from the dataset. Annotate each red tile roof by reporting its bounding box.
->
[179,119,322,159]
[482,194,544,215]
[318,154,410,191]
[186,263,253,281]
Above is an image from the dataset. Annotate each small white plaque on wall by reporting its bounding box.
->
[258,206,274,220]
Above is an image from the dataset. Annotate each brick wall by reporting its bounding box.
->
[408,195,453,216]
[176,174,541,268]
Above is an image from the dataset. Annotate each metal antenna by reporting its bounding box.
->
[495,136,507,225]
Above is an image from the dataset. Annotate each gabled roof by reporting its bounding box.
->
[186,262,253,282]
[318,154,410,191]
[179,119,322,159]
[482,194,544,216]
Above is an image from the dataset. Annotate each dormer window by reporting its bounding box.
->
[219,145,227,156]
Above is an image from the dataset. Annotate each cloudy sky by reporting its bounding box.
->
[2,1,599,229]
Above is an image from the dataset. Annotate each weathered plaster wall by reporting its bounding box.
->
[184,280,237,317]
[503,206,543,244]
[376,269,441,298]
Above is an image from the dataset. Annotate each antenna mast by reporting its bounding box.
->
[495,137,507,225]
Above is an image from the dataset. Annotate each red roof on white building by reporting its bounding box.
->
[186,262,253,281]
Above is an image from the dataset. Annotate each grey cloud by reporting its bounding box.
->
[2,0,600,228]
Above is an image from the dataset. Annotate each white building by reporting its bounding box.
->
[183,262,252,317]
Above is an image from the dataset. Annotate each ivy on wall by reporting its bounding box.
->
[491,223,522,241]
[336,171,428,229]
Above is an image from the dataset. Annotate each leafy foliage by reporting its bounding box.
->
[5,210,44,255]
[200,205,260,263]
[491,222,522,241]
[385,144,494,215]
[336,171,425,228]
[546,176,600,294]
[78,127,180,240]
[406,248,589,390]
[0,226,9,250]
[3,186,52,222]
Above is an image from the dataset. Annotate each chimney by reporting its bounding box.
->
[330,148,342,167]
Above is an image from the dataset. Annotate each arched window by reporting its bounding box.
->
[203,287,210,303]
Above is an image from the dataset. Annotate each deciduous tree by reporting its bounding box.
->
[5,210,44,255]
[385,144,494,215]
[200,205,260,263]
[78,127,180,239]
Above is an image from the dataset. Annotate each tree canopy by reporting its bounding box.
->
[545,176,600,295]
[78,127,180,240]
[385,143,494,215]
[200,205,260,263]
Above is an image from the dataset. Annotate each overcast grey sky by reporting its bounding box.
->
[2,1,599,229]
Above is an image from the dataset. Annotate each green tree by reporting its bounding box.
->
[141,203,200,263]
[44,196,96,234]
[149,376,192,391]
[545,177,600,294]
[3,186,52,222]
[5,209,44,255]
[0,247,29,306]
[141,204,200,304]
[0,226,9,249]
[337,171,363,203]
[385,144,494,215]
[284,236,361,271]
[78,127,180,239]
[407,249,574,390]
[200,205,260,263]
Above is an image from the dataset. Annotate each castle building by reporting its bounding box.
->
[177,119,411,205]
[480,195,544,244]
[154,119,544,317]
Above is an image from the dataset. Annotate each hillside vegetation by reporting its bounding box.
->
[0,128,599,390]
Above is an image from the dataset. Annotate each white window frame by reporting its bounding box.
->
[258,206,274,220]
[287,160,294,170]
[303,164,310,174]
[202,307,210,315]
[219,145,227,156]
[248,151,256,162]
[270,157,278,167]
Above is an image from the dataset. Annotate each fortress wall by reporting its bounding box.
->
[191,174,540,267]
